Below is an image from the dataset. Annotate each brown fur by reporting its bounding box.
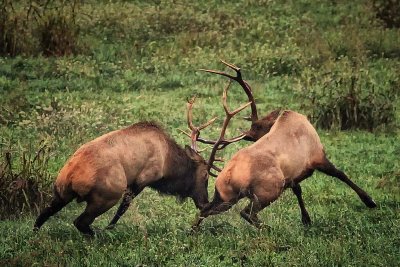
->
[34,122,209,236]
[193,111,376,229]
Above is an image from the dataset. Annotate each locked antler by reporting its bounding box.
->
[206,81,252,177]
[182,60,256,176]
[200,59,259,123]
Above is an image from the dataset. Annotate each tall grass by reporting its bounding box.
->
[297,58,399,130]
[0,141,52,219]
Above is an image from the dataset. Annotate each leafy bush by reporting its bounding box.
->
[0,142,52,219]
[298,58,399,131]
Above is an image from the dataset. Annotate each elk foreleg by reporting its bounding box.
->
[106,186,142,229]
[240,199,263,228]
[240,178,285,228]
[192,190,236,230]
[317,157,377,208]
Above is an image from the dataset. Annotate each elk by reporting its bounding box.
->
[106,95,250,229]
[192,60,377,229]
[34,112,216,236]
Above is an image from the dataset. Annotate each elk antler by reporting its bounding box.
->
[200,59,259,123]
[207,81,252,177]
[184,96,218,152]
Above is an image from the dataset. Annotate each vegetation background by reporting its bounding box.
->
[0,0,399,266]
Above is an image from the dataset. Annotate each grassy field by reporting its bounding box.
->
[1,0,399,266]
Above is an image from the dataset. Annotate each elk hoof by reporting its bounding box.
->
[301,212,311,225]
[240,211,262,228]
[105,224,116,230]
[302,215,312,226]
[364,196,377,208]
[189,225,200,235]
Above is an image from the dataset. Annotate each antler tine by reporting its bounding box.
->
[198,116,218,131]
[199,59,240,81]
[220,59,240,72]
[199,68,236,81]
[217,133,246,150]
[222,81,252,117]
[185,96,218,153]
[214,157,225,162]
[178,129,191,138]
[210,165,222,172]
[208,172,218,178]
[186,96,196,131]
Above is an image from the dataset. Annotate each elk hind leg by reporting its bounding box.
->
[74,192,120,236]
[34,187,73,231]
[317,157,377,208]
[289,169,314,225]
[291,184,311,225]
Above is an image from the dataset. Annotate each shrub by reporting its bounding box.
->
[0,142,53,219]
[0,0,82,57]
[373,0,400,28]
[38,12,80,56]
[298,58,399,131]
[0,1,36,56]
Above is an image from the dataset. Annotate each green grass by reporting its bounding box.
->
[1,0,399,266]
[1,138,399,266]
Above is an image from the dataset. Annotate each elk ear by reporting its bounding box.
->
[184,145,201,160]
[243,116,253,121]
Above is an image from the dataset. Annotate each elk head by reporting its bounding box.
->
[182,145,210,209]
[180,97,218,208]
[243,109,281,141]
[182,78,252,178]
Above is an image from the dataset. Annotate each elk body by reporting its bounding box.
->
[193,61,377,228]
[34,121,212,236]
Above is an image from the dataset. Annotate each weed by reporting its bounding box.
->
[0,1,36,56]
[0,141,52,219]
